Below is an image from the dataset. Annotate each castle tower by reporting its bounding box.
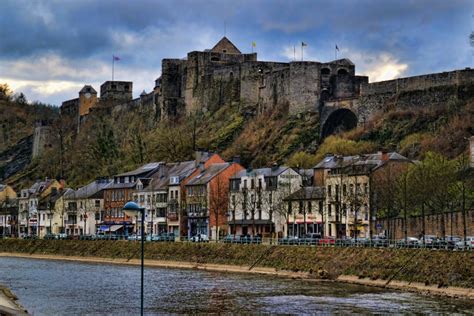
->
[78,85,97,116]
[100,81,133,103]
[32,121,53,159]
[210,36,242,54]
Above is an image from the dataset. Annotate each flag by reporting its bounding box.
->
[113,55,120,61]
[301,41,307,47]
[335,45,340,52]
[252,41,256,48]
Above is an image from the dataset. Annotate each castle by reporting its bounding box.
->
[59,36,474,138]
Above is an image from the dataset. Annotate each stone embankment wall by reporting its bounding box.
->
[0,240,472,289]
[375,210,474,240]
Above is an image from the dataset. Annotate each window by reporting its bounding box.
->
[327,185,332,197]
[308,201,312,214]
[337,68,348,75]
[231,195,236,208]
[356,183,361,194]
[230,179,241,191]
[343,184,347,196]
[258,179,262,189]
[321,68,331,75]
[364,183,368,194]
[243,179,248,189]
[251,179,255,189]
[299,201,303,214]
[328,204,332,216]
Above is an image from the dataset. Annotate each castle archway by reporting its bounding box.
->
[321,108,358,138]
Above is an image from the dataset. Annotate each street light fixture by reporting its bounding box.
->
[123,201,145,316]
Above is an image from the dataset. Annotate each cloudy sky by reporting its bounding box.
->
[0,0,473,106]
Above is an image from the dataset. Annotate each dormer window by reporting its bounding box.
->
[170,176,179,185]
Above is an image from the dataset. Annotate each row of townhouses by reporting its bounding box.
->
[0,151,413,240]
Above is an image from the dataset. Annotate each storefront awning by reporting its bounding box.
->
[99,225,123,232]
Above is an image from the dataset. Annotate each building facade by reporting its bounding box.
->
[229,166,302,238]
[185,161,244,240]
[314,152,413,239]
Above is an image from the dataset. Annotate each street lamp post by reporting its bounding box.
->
[123,201,145,316]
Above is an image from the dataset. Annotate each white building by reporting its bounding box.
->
[228,165,302,238]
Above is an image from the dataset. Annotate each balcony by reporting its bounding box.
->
[187,209,209,218]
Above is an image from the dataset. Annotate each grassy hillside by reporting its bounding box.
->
[0,84,58,153]
[2,81,473,188]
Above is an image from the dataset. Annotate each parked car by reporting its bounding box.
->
[43,234,57,240]
[278,236,299,245]
[335,236,353,247]
[190,234,209,242]
[455,236,474,250]
[160,232,176,242]
[301,233,321,245]
[237,234,262,244]
[128,234,141,241]
[370,236,388,248]
[319,237,336,246]
[396,237,420,248]
[221,234,240,243]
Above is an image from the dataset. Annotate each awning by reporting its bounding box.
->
[99,225,123,232]
[229,220,274,225]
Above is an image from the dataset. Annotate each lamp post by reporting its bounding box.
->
[123,201,145,316]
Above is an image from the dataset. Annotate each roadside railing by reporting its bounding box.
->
[6,234,472,251]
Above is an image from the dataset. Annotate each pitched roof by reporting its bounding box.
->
[64,179,112,199]
[186,163,231,186]
[231,166,290,179]
[143,163,177,191]
[283,186,325,201]
[210,36,241,54]
[115,162,163,177]
[313,152,411,171]
[79,85,97,94]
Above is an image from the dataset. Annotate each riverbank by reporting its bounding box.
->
[0,240,473,299]
[0,284,28,316]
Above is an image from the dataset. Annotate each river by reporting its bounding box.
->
[0,257,472,315]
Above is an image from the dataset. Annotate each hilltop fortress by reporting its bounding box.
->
[60,37,474,138]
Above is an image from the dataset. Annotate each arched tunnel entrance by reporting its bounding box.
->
[321,108,358,138]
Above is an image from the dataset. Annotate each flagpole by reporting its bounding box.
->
[335,44,337,60]
[112,55,115,81]
[301,44,303,61]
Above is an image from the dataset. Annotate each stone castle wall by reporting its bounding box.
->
[374,210,474,240]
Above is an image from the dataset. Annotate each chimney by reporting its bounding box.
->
[233,156,241,164]
[470,136,474,168]
[379,150,389,162]
[195,150,209,166]
[271,162,279,171]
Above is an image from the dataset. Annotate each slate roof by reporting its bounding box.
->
[231,166,289,179]
[64,179,112,199]
[283,186,325,201]
[79,85,97,94]
[167,161,198,184]
[186,163,231,186]
[313,152,411,171]
[115,162,163,177]
[143,163,177,191]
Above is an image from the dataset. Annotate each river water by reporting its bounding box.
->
[0,257,472,315]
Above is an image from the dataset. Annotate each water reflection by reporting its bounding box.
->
[0,257,472,315]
